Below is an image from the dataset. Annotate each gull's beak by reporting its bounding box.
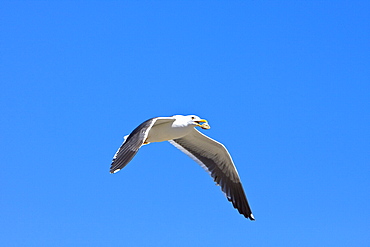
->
[195,119,211,129]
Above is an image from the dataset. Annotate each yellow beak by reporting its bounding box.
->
[196,119,211,129]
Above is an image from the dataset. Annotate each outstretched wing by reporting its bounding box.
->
[110,118,156,173]
[110,117,175,173]
[169,129,254,220]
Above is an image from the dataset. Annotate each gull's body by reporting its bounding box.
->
[110,114,255,220]
[146,117,195,143]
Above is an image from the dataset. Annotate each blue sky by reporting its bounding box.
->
[1,1,369,246]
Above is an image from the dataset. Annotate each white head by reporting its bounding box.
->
[173,114,211,129]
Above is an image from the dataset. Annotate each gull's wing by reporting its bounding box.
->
[110,117,175,173]
[169,129,254,220]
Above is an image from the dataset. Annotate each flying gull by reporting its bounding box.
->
[110,114,255,220]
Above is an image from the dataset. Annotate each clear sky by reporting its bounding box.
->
[1,1,369,246]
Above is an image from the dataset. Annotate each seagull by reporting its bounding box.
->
[110,114,255,220]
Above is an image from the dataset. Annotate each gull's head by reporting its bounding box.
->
[187,115,211,130]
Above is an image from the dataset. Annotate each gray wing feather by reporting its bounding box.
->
[110,118,156,173]
[169,129,254,220]
[110,117,175,173]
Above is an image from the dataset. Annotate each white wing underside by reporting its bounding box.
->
[169,129,241,183]
[168,129,254,220]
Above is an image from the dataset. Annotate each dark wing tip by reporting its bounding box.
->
[109,155,122,173]
[223,180,254,221]
[109,168,121,174]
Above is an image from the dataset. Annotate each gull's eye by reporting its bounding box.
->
[191,116,195,120]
